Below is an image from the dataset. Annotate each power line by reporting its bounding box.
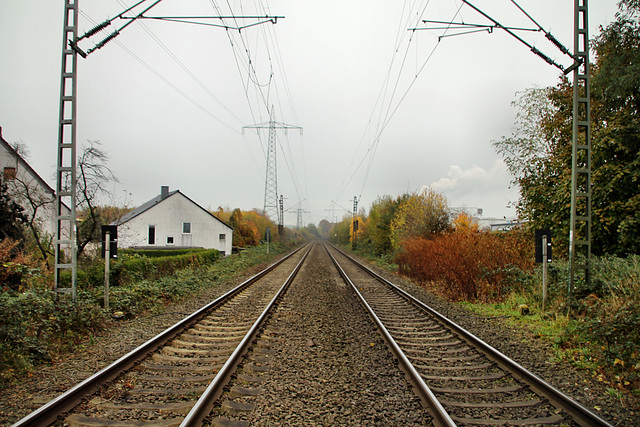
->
[77,8,242,134]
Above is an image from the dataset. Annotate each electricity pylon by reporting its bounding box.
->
[243,106,302,224]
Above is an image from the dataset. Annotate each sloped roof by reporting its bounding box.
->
[116,189,233,230]
[0,127,55,196]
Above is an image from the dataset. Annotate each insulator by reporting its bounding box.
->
[87,31,120,54]
[84,21,111,38]
[546,33,569,55]
[531,46,564,72]
[96,31,119,49]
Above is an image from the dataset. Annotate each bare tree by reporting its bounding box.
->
[9,175,55,264]
[76,141,119,258]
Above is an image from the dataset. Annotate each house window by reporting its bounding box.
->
[183,222,191,234]
[148,225,156,245]
[167,236,174,244]
[219,234,226,241]
[3,167,16,181]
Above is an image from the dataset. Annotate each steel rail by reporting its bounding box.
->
[330,243,613,427]
[12,245,305,427]
[324,245,456,427]
[180,243,313,426]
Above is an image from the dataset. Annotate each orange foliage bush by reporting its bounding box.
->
[396,229,534,301]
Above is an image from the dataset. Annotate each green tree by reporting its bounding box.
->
[330,215,352,245]
[493,84,574,255]
[389,188,450,251]
[367,195,403,255]
[318,219,331,239]
[306,223,320,238]
[590,0,640,255]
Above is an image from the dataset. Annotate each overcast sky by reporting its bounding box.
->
[0,0,619,226]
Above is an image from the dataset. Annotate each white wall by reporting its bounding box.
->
[118,192,232,255]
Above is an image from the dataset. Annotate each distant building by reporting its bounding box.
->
[449,206,521,231]
[477,217,523,232]
[0,126,70,239]
[116,186,233,256]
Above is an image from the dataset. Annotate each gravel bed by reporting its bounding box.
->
[212,245,431,425]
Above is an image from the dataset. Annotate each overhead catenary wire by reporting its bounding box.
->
[115,0,247,127]
[77,8,242,135]
[330,0,428,209]
[210,0,306,212]
[331,0,463,212]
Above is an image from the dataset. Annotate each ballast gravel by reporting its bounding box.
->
[213,245,431,425]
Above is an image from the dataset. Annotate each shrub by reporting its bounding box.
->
[120,248,210,258]
[571,256,640,389]
[0,289,106,384]
[59,249,220,289]
[396,229,534,301]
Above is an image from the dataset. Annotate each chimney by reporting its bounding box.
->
[161,186,169,199]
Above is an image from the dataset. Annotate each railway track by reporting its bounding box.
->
[13,241,615,426]
[325,243,613,427]
[13,245,311,427]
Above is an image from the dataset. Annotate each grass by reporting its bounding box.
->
[459,294,572,346]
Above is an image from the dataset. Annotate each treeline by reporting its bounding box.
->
[327,189,533,301]
[212,207,313,247]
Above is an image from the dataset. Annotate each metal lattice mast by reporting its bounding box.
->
[243,106,302,224]
[54,0,80,298]
[568,0,591,297]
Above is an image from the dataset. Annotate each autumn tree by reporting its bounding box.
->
[244,209,279,241]
[228,208,260,247]
[452,212,479,234]
[349,213,367,247]
[389,188,450,251]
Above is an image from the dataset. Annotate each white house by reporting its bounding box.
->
[116,186,233,256]
[0,126,70,239]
